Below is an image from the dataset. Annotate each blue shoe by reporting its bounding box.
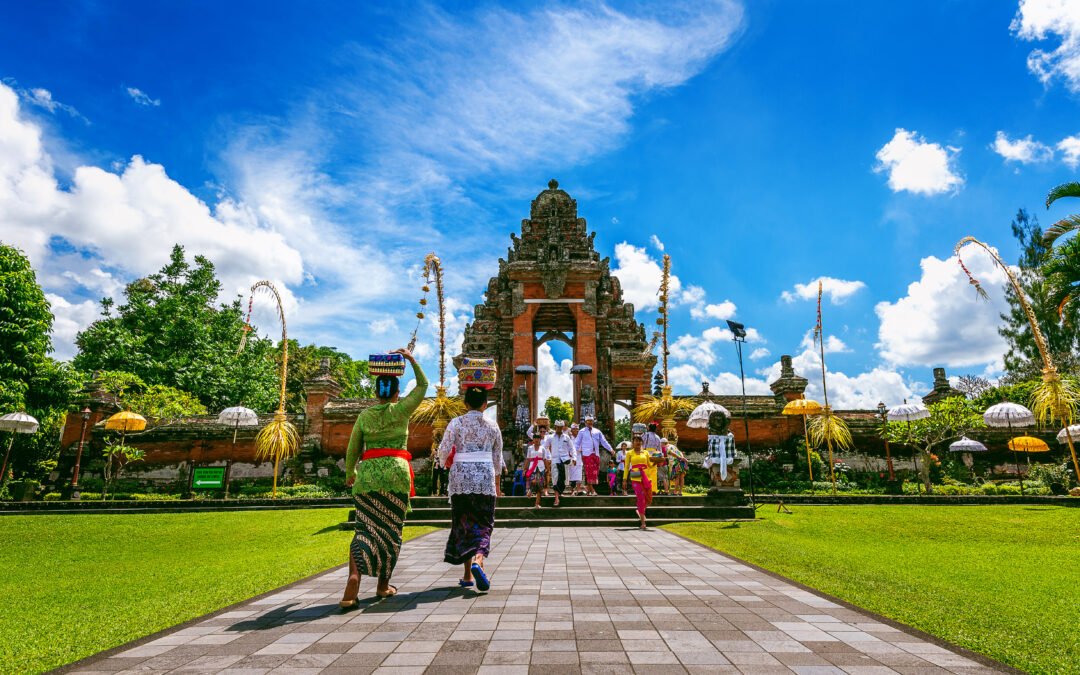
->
[458,579,474,588]
[471,563,490,592]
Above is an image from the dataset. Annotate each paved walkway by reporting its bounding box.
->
[67,528,1008,675]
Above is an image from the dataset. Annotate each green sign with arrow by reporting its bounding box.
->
[192,467,226,489]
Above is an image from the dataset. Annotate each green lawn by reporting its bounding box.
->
[667,505,1079,675]
[0,510,436,674]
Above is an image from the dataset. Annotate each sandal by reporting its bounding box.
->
[458,579,474,588]
[471,562,490,592]
[338,596,360,611]
[375,585,398,598]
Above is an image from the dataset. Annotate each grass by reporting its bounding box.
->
[0,510,437,674]
[666,506,1079,675]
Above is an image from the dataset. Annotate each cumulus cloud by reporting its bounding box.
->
[45,294,99,360]
[669,325,763,369]
[612,241,682,311]
[781,276,866,304]
[874,128,963,195]
[126,87,161,107]
[991,131,1053,163]
[1011,0,1080,92]
[1058,134,1080,168]
[667,363,771,396]
[536,343,573,404]
[750,347,771,360]
[874,246,1011,368]
[690,299,737,320]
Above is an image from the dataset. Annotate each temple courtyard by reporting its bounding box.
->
[5,506,1075,674]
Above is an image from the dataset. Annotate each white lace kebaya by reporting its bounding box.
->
[438,410,505,497]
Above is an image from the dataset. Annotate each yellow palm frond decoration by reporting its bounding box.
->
[807,409,853,450]
[413,388,467,424]
[631,393,698,423]
[955,236,1080,483]
[240,280,298,498]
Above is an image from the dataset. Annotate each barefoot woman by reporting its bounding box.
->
[340,348,428,608]
[438,358,503,591]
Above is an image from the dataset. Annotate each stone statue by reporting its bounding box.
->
[579,383,596,420]
[514,384,531,429]
[704,410,739,487]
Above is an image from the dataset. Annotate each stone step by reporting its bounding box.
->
[410,492,747,509]
[399,517,749,528]
[401,504,754,520]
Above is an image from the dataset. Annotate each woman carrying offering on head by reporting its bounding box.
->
[340,348,427,609]
[438,358,504,592]
[622,435,653,530]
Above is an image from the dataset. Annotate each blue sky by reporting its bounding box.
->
[2,0,1080,409]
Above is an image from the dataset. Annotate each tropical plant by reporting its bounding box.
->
[883,397,986,494]
[544,396,574,423]
[101,443,145,500]
[807,280,853,494]
[126,384,208,422]
[957,236,1080,486]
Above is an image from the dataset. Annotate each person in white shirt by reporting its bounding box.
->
[614,441,629,495]
[543,419,577,506]
[567,423,584,494]
[575,415,613,495]
[524,432,548,508]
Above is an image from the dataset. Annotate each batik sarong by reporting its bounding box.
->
[583,454,600,484]
[444,493,496,564]
[351,490,409,580]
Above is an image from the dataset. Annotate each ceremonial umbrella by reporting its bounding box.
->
[0,412,40,487]
[514,365,538,375]
[984,402,1035,494]
[949,436,987,477]
[1056,425,1080,446]
[887,400,930,492]
[105,410,146,450]
[782,397,822,482]
[687,400,730,429]
[218,406,259,499]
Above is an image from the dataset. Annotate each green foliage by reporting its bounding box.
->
[543,396,573,423]
[284,342,373,409]
[1026,462,1072,490]
[101,443,145,499]
[668,506,1080,673]
[0,244,53,411]
[972,379,1040,410]
[883,397,985,494]
[125,384,207,422]
[613,416,632,443]
[73,245,280,412]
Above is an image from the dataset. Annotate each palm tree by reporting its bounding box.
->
[1045,183,1080,318]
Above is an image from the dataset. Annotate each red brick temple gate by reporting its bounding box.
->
[455,180,656,437]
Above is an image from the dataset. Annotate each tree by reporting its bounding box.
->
[0,244,53,411]
[283,342,373,410]
[998,209,1080,380]
[0,245,83,482]
[544,396,574,424]
[614,417,632,443]
[883,397,985,494]
[1043,182,1080,310]
[955,374,993,400]
[74,245,281,412]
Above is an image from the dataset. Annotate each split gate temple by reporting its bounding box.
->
[57,181,993,484]
[456,179,655,433]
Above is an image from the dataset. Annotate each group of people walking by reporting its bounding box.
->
[337,349,686,605]
[339,349,503,608]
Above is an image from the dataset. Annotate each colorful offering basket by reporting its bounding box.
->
[459,357,497,390]
[369,353,406,377]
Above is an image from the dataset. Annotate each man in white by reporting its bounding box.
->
[543,419,577,507]
[575,415,613,495]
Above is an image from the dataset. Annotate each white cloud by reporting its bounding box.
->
[874,128,963,195]
[649,234,665,251]
[368,317,398,335]
[667,363,771,396]
[750,347,771,360]
[1011,0,1080,92]
[2,80,86,122]
[991,130,1053,163]
[126,87,161,107]
[45,294,99,360]
[1058,134,1080,167]
[0,82,307,355]
[781,276,866,304]
[669,325,763,369]
[536,343,573,404]
[611,241,682,311]
[690,299,737,320]
[875,245,1012,368]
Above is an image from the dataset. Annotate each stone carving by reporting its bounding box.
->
[705,410,740,488]
[579,383,596,420]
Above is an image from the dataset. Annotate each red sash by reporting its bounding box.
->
[362,448,416,497]
[525,455,543,479]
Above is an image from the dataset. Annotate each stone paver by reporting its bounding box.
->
[65,528,1009,674]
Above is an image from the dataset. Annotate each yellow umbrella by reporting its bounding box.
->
[1008,436,1050,486]
[782,397,822,482]
[105,411,147,432]
[1008,436,1050,452]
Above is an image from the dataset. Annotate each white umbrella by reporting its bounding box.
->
[217,406,259,499]
[983,402,1035,495]
[0,412,40,486]
[949,436,987,453]
[1056,425,1080,445]
[983,402,1035,428]
[886,401,929,493]
[687,401,730,429]
[887,401,930,422]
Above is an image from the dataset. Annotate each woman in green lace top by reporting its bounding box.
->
[339,347,428,608]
